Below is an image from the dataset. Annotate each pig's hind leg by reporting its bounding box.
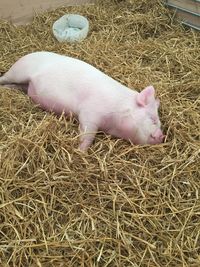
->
[0,67,29,93]
[0,82,28,93]
[0,75,9,85]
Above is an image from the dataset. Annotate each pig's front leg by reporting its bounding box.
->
[78,114,99,151]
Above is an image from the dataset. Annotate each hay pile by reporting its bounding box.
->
[0,0,199,266]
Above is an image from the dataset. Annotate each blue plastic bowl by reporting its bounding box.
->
[52,14,89,43]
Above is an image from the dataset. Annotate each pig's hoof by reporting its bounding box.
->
[78,138,93,152]
[78,143,88,152]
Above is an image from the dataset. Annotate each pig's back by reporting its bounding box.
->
[12,51,111,85]
[27,52,129,114]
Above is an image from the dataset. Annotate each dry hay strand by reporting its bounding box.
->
[0,0,200,266]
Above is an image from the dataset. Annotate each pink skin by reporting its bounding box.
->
[0,51,164,151]
[148,129,164,145]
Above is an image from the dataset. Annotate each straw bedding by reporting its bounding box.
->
[0,0,199,266]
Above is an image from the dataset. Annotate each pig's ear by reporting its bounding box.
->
[136,86,155,107]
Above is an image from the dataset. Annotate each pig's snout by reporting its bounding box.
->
[148,129,164,144]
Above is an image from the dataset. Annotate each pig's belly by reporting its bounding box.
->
[34,96,71,115]
[28,83,72,115]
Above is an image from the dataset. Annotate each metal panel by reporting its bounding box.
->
[165,0,200,30]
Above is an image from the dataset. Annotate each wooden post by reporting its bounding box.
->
[0,0,94,25]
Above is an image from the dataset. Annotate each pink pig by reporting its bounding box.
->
[0,51,164,151]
